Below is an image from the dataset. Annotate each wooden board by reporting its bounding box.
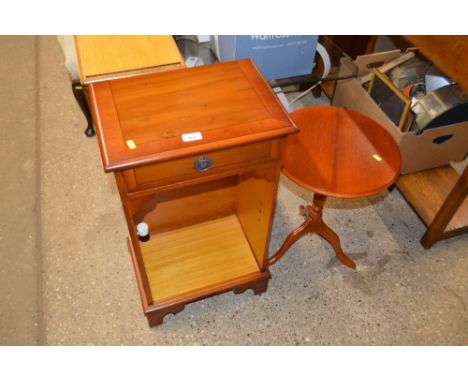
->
[237,165,279,270]
[283,106,401,198]
[405,36,468,92]
[89,59,297,172]
[396,165,468,231]
[74,35,184,83]
[140,215,260,303]
[133,140,273,187]
[132,176,238,235]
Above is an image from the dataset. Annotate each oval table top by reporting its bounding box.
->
[283,106,401,198]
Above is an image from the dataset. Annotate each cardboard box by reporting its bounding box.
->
[333,50,468,174]
[211,35,318,81]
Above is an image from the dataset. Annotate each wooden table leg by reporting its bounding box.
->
[420,165,468,249]
[268,193,356,269]
[268,218,314,266]
[72,82,95,137]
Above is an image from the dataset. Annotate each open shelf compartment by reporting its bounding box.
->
[124,165,279,323]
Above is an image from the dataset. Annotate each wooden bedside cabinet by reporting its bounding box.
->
[88,59,297,326]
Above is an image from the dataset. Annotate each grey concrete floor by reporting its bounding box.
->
[0,36,40,345]
[1,36,467,345]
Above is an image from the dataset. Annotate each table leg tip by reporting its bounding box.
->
[339,257,357,270]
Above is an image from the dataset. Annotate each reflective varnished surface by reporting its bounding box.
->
[271,106,402,269]
[283,106,401,198]
[89,59,297,172]
[90,58,296,325]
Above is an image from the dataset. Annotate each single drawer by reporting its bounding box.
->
[124,139,279,191]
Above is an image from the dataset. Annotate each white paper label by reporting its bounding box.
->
[181,132,203,142]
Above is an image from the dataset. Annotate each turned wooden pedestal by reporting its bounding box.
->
[269,193,356,269]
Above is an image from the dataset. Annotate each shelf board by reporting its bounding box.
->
[140,215,261,303]
[396,165,468,232]
[404,36,468,92]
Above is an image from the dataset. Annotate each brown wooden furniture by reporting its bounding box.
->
[395,36,468,248]
[88,59,297,326]
[323,36,377,61]
[269,106,401,269]
[73,35,185,136]
[397,164,468,248]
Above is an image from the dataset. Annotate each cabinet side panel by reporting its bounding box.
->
[237,164,278,270]
[114,172,154,305]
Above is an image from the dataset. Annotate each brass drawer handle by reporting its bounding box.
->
[195,156,212,172]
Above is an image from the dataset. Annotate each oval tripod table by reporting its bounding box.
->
[269,106,402,269]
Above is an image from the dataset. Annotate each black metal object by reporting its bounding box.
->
[71,82,95,137]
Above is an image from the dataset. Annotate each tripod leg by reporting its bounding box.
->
[268,218,313,266]
[315,219,356,269]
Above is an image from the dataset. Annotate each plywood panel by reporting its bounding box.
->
[237,165,279,269]
[133,176,238,234]
[75,35,184,83]
[396,165,468,231]
[141,215,260,302]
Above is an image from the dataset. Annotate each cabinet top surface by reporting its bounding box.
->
[89,59,297,172]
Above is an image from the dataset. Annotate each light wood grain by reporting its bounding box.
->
[75,35,184,83]
[237,165,279,270]
[133,176,238,234]
[141,215,260,302]
[396,165,468,231]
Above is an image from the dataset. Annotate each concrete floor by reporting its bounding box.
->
[1,36,467,345]
[0,36,40,345]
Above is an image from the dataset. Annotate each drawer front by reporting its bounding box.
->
[125,140,278,191]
